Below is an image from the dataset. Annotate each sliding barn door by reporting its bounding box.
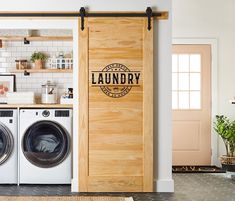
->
[79,17,153,192]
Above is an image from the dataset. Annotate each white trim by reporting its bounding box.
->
[124,197,134,201]
[72,21,79,192]
[156,179,174,192]
[17,107,20,186]
[71,178,79,192]
[0,19,80,191]
[172,38,219,166]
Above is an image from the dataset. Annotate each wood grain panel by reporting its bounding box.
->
[89,134,143,150]
[87,17,144,26]
[78,19,89,192]
[143,19,154,192]
[89,59,143,69]
[79,17,153,192]
[88,177,143,192]
[89,48,142,60]
[89,28,142,49]
[89,86,143,109]
[89,108,142,135]
[89,150,143,176]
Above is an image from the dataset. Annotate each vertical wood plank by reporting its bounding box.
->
[143,18,154,191]
[78,17,154,192]
[79,18,89,192]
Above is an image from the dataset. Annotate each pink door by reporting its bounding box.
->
[172,45,211,165]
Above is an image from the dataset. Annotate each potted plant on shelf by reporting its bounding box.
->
[214,115,235,172]
[31,52,47,69]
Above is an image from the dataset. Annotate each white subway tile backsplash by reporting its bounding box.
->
[52,73,64,78]
[32,73,44,78]
[8,47,17,51]
[16,47,25,52]
[43,41,53,47]
[63,41,73,47]
[47,47,58,52]
[11,41,23,47]
[1,63,10,68]
[31,41,42,46]
[1,52,11,57]
[36,47,48,52]
[0,58,6,62]
[27,47,36,52]
[0,39,73,101]
[53,41,63,46]
[11,52,22,57]
[0,68,6,73]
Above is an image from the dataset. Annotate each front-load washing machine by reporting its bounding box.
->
[0,109,17,184]
[19,109,72,184]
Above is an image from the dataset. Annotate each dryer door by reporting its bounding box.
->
[0,123,14,165]
[22,120,70,168]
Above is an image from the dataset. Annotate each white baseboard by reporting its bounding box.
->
[155,179,174,192]
[125,197,134,201]
[71,178,174,193]
[71,178,79,192]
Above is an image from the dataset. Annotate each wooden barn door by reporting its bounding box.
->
[79,17,153,192]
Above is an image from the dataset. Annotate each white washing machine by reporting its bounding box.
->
[19,109,72,184]
[0,109,17,184]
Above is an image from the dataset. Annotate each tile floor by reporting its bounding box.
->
[0,174,235,201]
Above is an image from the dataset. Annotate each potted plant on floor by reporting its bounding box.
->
[31,52,47,69]
[214,115,235,171]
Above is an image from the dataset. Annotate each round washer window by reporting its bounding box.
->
[0,123,14,165]
[22,120,70,168]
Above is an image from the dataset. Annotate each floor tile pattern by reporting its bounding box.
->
[0,174,235,201]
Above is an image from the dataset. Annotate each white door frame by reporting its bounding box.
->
[172,38,219,166]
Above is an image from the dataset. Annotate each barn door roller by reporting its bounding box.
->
[79,7,167,31]
[146,7,153,31]
[80,7,86,31]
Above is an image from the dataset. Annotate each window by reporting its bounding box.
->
[172,54,201,109]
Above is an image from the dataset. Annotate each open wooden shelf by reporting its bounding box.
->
[0,36,73,41]
[11,69,73,73]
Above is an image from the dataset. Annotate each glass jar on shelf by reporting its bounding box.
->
[41,81,57,104]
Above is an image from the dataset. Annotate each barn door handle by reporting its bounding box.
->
[146,7,153,31]
[80,7,86,31]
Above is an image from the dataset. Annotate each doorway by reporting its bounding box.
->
[172,44,211,165]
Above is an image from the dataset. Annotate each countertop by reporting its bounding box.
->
[0,104,73,109]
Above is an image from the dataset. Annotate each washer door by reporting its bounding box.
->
[0,123,14,165]
[22,120,70,168]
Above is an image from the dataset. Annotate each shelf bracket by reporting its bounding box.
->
[146,7,153,31]
[24,37,30,45]
[24,70,30,76]
[80,7,86,31]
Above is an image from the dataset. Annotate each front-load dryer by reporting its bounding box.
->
[0,109,17,184]
[19,109,72,184]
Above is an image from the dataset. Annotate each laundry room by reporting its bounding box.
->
[0,19,78,191]
[0,5,168,194]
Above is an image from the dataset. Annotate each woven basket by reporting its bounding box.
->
[220,155,235,164]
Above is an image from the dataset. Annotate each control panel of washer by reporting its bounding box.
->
[42,110,50,117]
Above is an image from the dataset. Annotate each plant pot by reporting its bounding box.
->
[222,164,235,172]
[220,155,235,172]
[34,59,43,69]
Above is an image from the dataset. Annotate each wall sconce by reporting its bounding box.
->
[0,39,2,48]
